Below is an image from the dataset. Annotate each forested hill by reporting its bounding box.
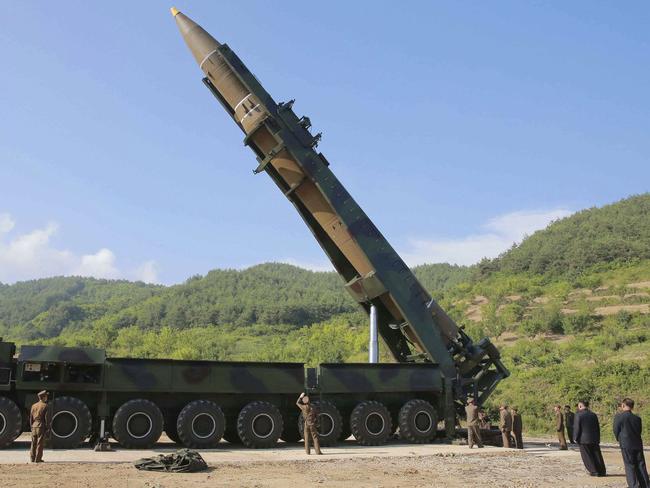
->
[0,194,648,343]
[481,193,650,277]
[0,262,468,342]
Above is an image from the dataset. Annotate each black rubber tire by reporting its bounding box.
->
[237,401,283,449]
[112,399,163,449]
[50,396,92,449]
[0,396,22,449]
[165,414,182,444]
[339,412,352,441]
[298,401,343,447]
[280,413,302,443]
[398,399,437,444]
[223,421,241,444]
[350,401,392,446]
[176,400,225,448]
[340,422,352,442]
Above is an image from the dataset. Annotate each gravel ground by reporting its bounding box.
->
[0,437,635,487]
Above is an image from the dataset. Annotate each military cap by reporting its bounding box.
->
[37,390,48,397]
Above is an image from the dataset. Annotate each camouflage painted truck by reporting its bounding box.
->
[0,341,456,449]
[0,9,509,451]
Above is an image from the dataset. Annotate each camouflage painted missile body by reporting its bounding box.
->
[171,9,509,427]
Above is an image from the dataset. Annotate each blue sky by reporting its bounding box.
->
[1,1,648,284]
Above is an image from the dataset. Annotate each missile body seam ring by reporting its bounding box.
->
[199,49,219,70]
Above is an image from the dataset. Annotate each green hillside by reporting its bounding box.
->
[1,193,649,440]
[480,193,650,277]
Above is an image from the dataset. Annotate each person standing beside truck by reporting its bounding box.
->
[499,404,512,448]
[613,398,649,488]
[574,400,606,477]
[29,390,50,463]
[511,407,524,449]
[554,405,568,450]
[296,393,322,455]
[465,398,484,449]
[564,405,575,444]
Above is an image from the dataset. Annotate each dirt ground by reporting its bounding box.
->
[0,436,636,488]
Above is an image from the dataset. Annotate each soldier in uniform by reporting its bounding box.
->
[29,390,50,463]
[499,404,512,448]
[564,405,575,444]
[554,405,568,450]
[296,392,322,455]
[465,398,483,448]
[511,407,524,449]
[478,409,491,430]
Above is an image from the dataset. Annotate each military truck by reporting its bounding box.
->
[0,10,509,451]
[1,340,452,449]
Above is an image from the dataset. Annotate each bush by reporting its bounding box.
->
[563,312,593,334]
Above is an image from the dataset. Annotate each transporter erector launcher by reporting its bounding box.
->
[171,9,508,436]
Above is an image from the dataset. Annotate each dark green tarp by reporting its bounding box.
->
[134,449,208,473]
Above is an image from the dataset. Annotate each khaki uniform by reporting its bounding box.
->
[297,401,321,454]
[555,410,568,450]
[465,404,483,448]
[499,408,512,448]
[512,411,524,449]
[564,410,575,443]
[29,400,49,462]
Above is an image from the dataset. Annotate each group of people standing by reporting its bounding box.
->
[465,399,523,449]
[27,389,650,488]
[467,397,649,487]
[556,398,649,486]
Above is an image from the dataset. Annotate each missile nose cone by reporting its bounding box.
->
[171,9,221,70]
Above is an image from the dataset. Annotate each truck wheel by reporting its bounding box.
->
[176,400,225,448]
[0,397,22,449]
[350,401,392,446]
[398,399,437,443]
[112,399,163,449]
[280,413,302,443]
[298,401,342,446]
[237,401,283,448]
[51,396,92,449]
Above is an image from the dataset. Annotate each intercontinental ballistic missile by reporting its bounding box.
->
[171,9,508,408]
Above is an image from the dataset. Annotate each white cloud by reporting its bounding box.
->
[279,258,334,272]
[75,248,119,279]
[134,260,159,283]
[278,208,571,271]
[0,213,15,233]
[401,208,572,266]
[0,213,158,284]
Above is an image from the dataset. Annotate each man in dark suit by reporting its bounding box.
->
[574,400,606,477]
[613,398,649,488]
[511,407,524,449]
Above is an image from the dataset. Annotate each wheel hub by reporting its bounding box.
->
[52,411,78,439]
[191,413,217,439]
[126,412,153,439]
[251,413,274,439]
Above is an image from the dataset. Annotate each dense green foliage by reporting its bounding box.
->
[482,194,650,277]
[1,193,650,441]
[0,262,470,343]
